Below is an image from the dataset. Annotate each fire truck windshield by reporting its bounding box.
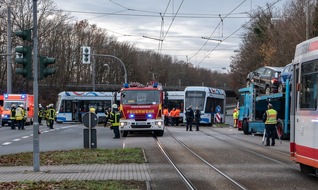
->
[122,90,160,105]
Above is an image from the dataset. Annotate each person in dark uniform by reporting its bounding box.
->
[263,103,278,146]
[194,107,201,131]
[110,104,121,139]
[185,105,194,131]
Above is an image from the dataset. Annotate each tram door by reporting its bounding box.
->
[72,100,79,121]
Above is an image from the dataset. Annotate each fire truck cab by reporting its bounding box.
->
[119,82,165,137]
[2,94,34,126]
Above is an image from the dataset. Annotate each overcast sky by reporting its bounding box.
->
[52,0,289,72]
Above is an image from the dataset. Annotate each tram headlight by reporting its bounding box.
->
[120,122,126,127]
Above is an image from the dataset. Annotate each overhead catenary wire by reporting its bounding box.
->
[194,0,282,68]
[189,0,247,67]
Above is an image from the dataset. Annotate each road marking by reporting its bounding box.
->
[2,142,11,146]
[22,136,30,139]
[12,139,21,142]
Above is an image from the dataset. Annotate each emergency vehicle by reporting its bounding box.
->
[119,82,164,137]
[237,81,290,140]
[290,37,318,175]
[2,94,34,126]
[0,94,3,126]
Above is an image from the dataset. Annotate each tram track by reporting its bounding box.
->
[155,127,248,190]
[205,127,291,161]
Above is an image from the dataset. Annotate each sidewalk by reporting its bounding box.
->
[0,163,151,182]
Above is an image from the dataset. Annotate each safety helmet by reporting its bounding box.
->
[39,104,42,108]
[49,104,54,107]
[19,104,24,108]
[11,104,16,107]
[112,104,118,109]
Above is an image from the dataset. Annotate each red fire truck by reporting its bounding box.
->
[119,82,164,137]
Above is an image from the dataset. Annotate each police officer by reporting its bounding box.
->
[10,104,16,130]
[194,107,201,131]
[185,105,194,131]
[263,103,278,146]
[15,104,25,130]
[110,104,121,139]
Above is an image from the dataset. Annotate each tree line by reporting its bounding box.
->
[0,0,316,105]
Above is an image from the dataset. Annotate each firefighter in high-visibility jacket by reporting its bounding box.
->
[15,104,25,130]
[10,104,17,130]
[263,103,278,146]
[110,104,121,139]
[47,104,56,129]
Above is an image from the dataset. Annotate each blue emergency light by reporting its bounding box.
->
[124,83,129,88]
[21,94,26,99]
[4,94,8,99]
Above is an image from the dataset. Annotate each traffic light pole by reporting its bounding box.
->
[7,5,12,93]
[91,54,127,84]
[32,0,40,172]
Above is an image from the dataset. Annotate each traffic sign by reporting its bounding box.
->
[82,112,98,128]
[216,105,221,113]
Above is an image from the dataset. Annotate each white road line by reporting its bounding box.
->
[2,142,11,146]
[22,136,30,139]
[12,139,21,142]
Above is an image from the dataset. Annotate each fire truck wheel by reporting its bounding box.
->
[300,164,315,175]
[242,120,249,135]
[154,130,164,137]
[122,131,128,137]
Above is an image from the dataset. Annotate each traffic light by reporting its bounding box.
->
[39,56,56,79]
[82,46,91,64]
[15,29,32,80]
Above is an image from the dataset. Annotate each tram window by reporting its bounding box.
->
[299,72,318,109]
[65,101,72,112]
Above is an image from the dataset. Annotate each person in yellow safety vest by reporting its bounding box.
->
[89,107,96,113]
[10,104,17,130]
[110,104,121,139]
[15,104,25,130]
[163,107,169,126]
[262,103,278,146]
[233,108,239,128]
[47,104,56,129]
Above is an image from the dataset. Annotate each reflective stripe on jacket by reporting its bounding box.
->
[10,108,16,119]
[265,109,277,124]
[47,108,56,120]
[110,111,120,127]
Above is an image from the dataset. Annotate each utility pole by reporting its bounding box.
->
[7,3,12,93]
